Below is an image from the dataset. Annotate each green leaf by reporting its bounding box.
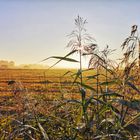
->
[48,56,78,62]
[93,53,106,63]
[100,80,116,86]
[86,74,100,79]
[123,112,140,128]
[118,99,140,111]
[100,63,115,75]
[87,97,120,116]
[126,81,140,93]
[61,70,72,77]
[76,82,96,91]
[99,92,123,98]
[41,50,78,69]
[72,69,81,86]
[85,96,95,109]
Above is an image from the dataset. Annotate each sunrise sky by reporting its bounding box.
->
[0,0,140,68]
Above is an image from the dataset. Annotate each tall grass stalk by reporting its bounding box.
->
[67,16,97,124]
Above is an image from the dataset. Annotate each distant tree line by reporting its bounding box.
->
[0,60,48,69]
[0,60,15,69]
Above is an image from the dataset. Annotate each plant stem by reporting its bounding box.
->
[79,50,83,86]
[105,55,108,135]
[96,63,99,132]
[139,40,140,68]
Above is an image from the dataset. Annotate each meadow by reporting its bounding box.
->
[0,66,140,140]
[1,16,140,140]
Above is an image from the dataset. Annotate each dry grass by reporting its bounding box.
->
[0,68,140,139]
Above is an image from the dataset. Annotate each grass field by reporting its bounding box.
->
[0,68,140,140]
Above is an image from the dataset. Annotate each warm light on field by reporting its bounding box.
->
[0,0,140,139]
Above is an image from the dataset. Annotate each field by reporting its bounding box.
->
[0,68,140,140]
[0,68,100,113]
[0,69,75,112]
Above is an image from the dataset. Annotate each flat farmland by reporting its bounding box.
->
[0,69,93,112]
[0,69,72,112]
[0,68,139,107]
[0,68,140,139]
[0,69,78,94]
[0,68,98,96]
[0,68,105,116]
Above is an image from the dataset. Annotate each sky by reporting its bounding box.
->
[0,0,140,68]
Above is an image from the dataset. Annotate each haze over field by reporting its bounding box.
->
[0,60,48,69]
[0,0,140,68]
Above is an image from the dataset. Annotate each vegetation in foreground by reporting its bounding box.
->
[0,16,140,139]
